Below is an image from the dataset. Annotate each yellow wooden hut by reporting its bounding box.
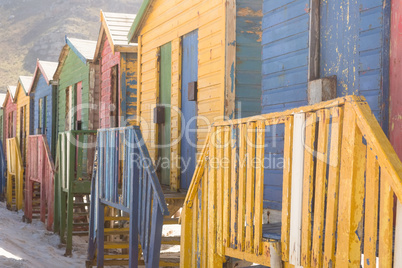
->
[15,76,33,165]
[128,0,263,191]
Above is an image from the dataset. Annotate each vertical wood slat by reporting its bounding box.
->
[201,165,208,268]
[336,102,366,267]
[245,122,256,254]
[237,123,247,252]
[363,147,379,268]
[191,185,198,267]
[181,206,193,267]
[216,127,224,256]
[394,200,402,266]
[208,126,220,267]
[379,171,394,268]
[230,125,238,249]
[323,107,344,267]
[311,109,330,268]
[289,113,306,266]
[196,183,202,266]
[281,116,294,261]
[223,126,231,248]
[301,112,317,267]
[254,121,265,255]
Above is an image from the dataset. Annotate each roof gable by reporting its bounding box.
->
[16,76,33,97]
[95,10,138,59]
[5,85,17,105]
[54,37,97,80]
[28,60,58,94]
[67,37,97,63]
[127,0,154,43]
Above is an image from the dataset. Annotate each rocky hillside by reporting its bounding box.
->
[0,0,142,92]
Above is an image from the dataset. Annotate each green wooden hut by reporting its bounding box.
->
[53,37,99,132]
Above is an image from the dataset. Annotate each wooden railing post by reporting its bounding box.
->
[336,102,366,267]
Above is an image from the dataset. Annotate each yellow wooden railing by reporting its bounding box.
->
[180,96,402,267]
[6,137,24,211]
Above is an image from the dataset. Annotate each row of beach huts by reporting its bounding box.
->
[1,0,402,267]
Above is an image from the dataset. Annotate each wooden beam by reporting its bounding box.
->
[308,0,320,81]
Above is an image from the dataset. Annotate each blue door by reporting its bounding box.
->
[261,0,310,210]
[180,30,198,189]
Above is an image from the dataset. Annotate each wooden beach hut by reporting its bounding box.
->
[15,76,34,164]
[94,10,137,128]
[53,36,98,256]
[127,0,263,191]
[28,60,58,156]
[24,60,58,229]
[54,37,99,132]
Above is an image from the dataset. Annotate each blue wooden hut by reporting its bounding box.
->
[28,60,58,156]
[261,0,390,216]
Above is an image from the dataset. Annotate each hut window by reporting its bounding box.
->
[110,65,119,128]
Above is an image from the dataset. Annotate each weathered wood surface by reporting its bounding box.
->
[6,138,24,211]
[25,135,55,231]
[181,96,402,267]
[88,126,168,267]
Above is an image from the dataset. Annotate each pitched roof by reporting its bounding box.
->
[127,0,153,42]
[28,60,58,94]
[18,76,34,95]
[95,10,137,59]
[67,37,97,63]
[0,93,7,108]
[39,60,58,82]
[54,37,97,80]
[6,85,17,104]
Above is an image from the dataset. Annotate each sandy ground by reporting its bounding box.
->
[0,201,87,268]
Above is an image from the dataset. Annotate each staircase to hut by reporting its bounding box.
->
[5,137,24,211]
[24,135,55,230]
[54,130,97,256]
[181,96,402,267]
[86,126,182,267]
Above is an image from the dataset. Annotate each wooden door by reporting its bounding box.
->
[110,66,119,128]
[180,30,198,189]
[159,42,172,185]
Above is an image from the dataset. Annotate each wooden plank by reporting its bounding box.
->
[207,126,221,267]
[301,112,317,267]
[201,165,208,268]
[311,109,330,268]
[336,102,366,267]
[308,0,320,81]
[289,113,306,266]
[379,171,393,268]
[394,200,402,267]
[245,122,256,254]
[191,190,197,267]
[351,97,402,202]
[223,126,231,248]
[230,125,238,249]
[363,146,379,268]
[180,206,193,267]
[237,123,247,252]
[281,116,294,261]
[224,0,236,119]
[216,127,224,255]
[323,107,343,267]
[254,121,265,255]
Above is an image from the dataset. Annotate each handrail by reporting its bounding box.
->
[181,95,402,267]
[88,126,168,267]
[6,137,24,211]
[25,135,55,230]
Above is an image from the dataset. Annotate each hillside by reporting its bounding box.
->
[0,0,142,92]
